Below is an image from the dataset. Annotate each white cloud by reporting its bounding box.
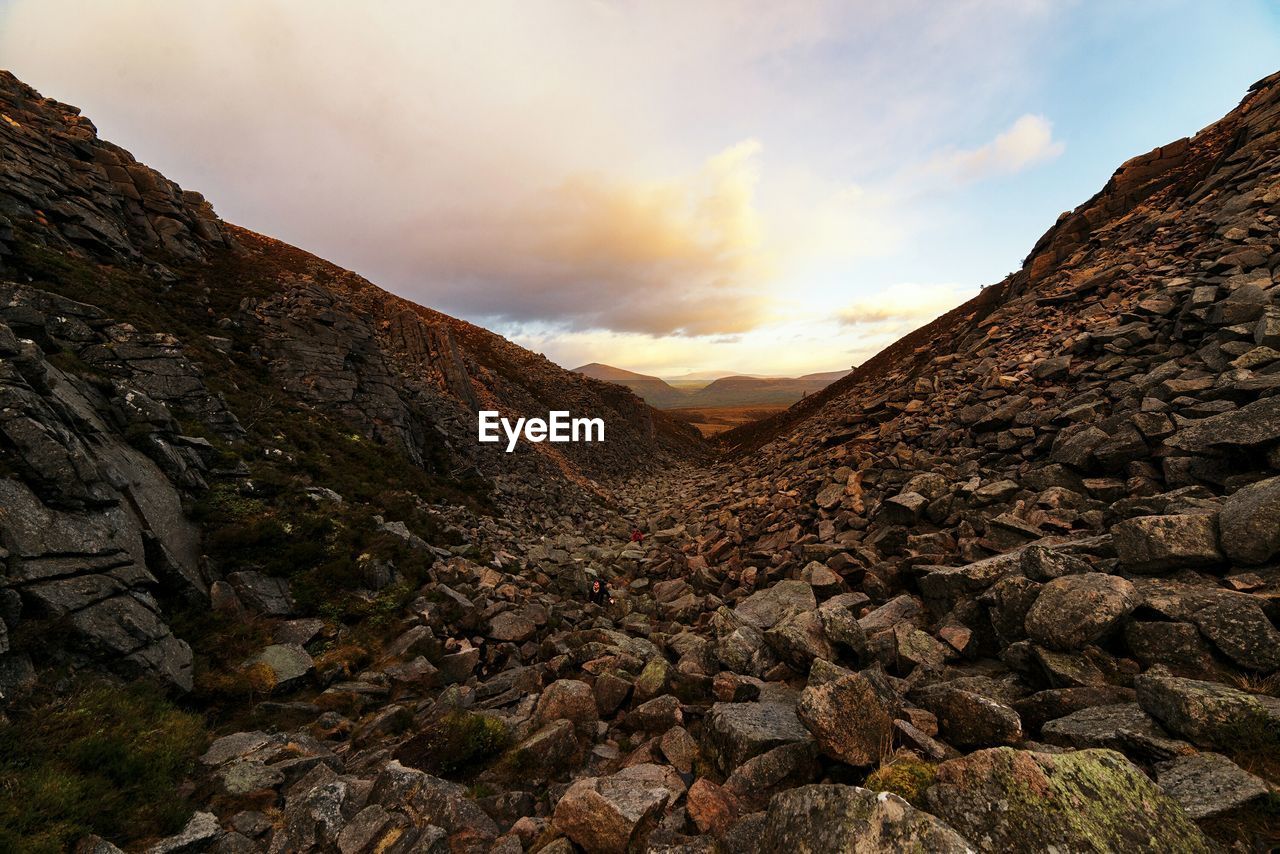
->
[838,282,979,326]
[928,114,1065,184]
[0,0,1064,365]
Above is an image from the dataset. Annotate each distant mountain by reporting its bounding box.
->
[572,362,689,407]
[572,363,849,408]
[691,372,846,406]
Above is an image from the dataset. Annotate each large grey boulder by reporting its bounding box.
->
[1165,396,1280,451]
[757,785,972,853]
[1024,573,1138,651]
[1040,703,1167,751]
[704,701,813,773]
[1218,475,1280,565]
[734,580,816,630]
[1111,514,1221,572]
[1190,598,1280,672]
[244,643,314,691]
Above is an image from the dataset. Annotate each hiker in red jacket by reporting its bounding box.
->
[630,529,644,543]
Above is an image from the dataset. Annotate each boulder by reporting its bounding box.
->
[926,748,1211,853]
[534,679,599,730]
[765,609,835,669]
[508,720,579,774]
[1165,396,1280,451]
[1111,514,1221,572]
[1040,703,1167,751]
[1218,475,1280,564]
[797,673,897,766]
[914,684,1022,749]
[1190,599,1280,672]
[704,701,813,773]
[552,770,670,854]
[758,785,972,853]
[144,811,222,854]
[1135,669,1280,748]
[244,643,314,691]
[734,581,816,630]
[1155,751,1270,820]
[487,610,536,642]
[1024,573,1138,651]
[626,694,683,734]
[227,570,295,616]
[686,778,742,836]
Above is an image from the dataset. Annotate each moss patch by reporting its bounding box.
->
[865,751,936,808]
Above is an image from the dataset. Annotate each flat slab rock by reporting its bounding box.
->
[1156,752,1271,820]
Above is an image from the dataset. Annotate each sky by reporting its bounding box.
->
[1,2,1278,378]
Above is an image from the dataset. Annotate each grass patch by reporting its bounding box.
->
[0,681,208,854]
[863,750,937,808]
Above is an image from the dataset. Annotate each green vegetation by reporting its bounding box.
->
[864,751,937,808]
[0,681,208,854]
[394,710,511,776]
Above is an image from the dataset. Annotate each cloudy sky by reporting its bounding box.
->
[2,2,1278,377]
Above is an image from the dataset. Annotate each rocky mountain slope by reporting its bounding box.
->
[3,67,1280,853]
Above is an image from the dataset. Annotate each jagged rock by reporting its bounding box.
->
[1155,752,1270,820]
[1165,396,1280,451]
[488,610,536,642]
[659,726,699,773]
[335,805,426,854]
[797,672,897,766]
[704,701,812,773]
[534,679,599,730]
[369,761,497,843]
[626,694,683,733]
[227,571,295,616]
[757,785,972,853]
[145,811,221,854]
[552,769,671,854]
[686,778,741,835]
[508,720,579,773]
[1012,686,1136,731]
[765,609,834,670]
[926,748,1212,853]
[1024,573,1138,651]
[1135,669,1280,748]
